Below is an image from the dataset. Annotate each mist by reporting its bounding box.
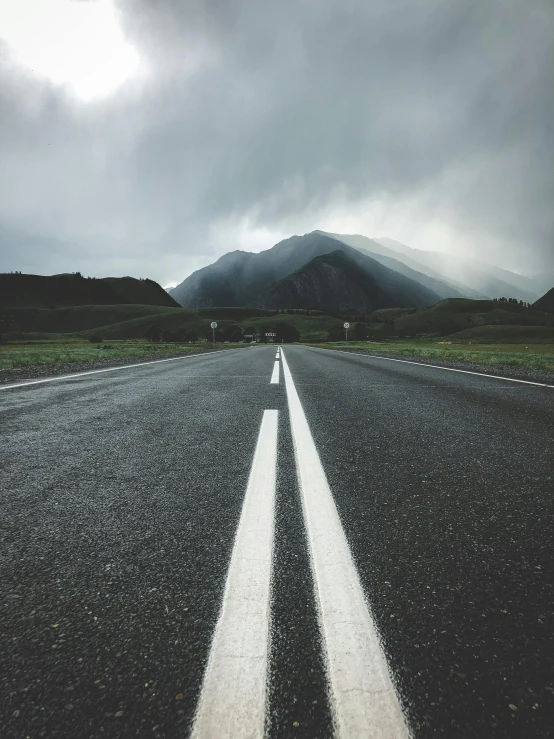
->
[1,0,553,284]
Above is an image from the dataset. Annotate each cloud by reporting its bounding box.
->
[1,0,553,283]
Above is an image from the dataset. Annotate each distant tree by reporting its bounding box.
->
[0,334,8,345]
[205,329,225,343]
[353,322,368,341]
[327,325,343,341]
[88,333,103,343]
[275,323,300,343]
[243,325,257,342]
[145,325,162,342]
[222,324,243,342]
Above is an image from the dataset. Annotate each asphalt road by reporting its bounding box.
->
[1,345,553,738]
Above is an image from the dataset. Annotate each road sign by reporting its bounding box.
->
[343,322,350,329]
[210,321,218,346]
[265,333,276,337]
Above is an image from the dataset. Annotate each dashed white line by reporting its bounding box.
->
[280,349,410,738]
[0,349,238,392]
[270,357,280,384]
[318,347,553,388]
[191,410,278,739]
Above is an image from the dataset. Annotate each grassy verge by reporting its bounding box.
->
[0,340,245,370]
[307,341,554,373]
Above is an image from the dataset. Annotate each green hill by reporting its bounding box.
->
[1,303,342,343]
[80,308,343,342]
[370,298,554,338]
[534,287,554,314]
[0,304,182,334]
[0,272,178,309]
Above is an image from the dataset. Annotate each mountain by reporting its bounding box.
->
[0,272,179,309]
[266,250,415,313]
[169,251,272,308]
[170,232,440,310]
[534,287,554,313]
[318,231,485,300]
[375,237,539,303]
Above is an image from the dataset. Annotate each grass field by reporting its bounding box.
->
[315,340,554,373]
[445,325,554,342]
[0,341,244,370]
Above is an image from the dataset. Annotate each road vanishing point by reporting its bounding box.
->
[1,345,553,738]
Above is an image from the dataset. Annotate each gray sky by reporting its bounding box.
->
[0,0,553,285]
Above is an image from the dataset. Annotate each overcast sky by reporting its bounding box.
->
[0,0,553,285]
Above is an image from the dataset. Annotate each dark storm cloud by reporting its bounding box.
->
[1,0,553,282]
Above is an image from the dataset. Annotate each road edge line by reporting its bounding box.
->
[312,347,553,388]
[0,349,240,392]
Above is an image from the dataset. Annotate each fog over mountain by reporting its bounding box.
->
[1,0,553,282]
[169,230,545,312]
[169,231,444,310]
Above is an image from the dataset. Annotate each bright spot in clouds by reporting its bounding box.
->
[0,0,139,101]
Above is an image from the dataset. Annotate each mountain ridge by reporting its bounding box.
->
[374,237,539,302]
[534,287,554,314]
[318,231,481,300]
[169,231,441,310]
[265,250,410,313]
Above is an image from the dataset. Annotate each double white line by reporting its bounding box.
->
[192,349,409,738]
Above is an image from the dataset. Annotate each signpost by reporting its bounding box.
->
[344,322,350,342]
[210,321,218,345]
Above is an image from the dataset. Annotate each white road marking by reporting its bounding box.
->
[280,350,410,738]
[191,410,278,739]
[270,359,280,384]
[0,349,238,392]
[319,348,553,388]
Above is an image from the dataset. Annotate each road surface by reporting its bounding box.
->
[1,345,553,738]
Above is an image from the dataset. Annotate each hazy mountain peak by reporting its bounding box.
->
[169,231,440,310]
